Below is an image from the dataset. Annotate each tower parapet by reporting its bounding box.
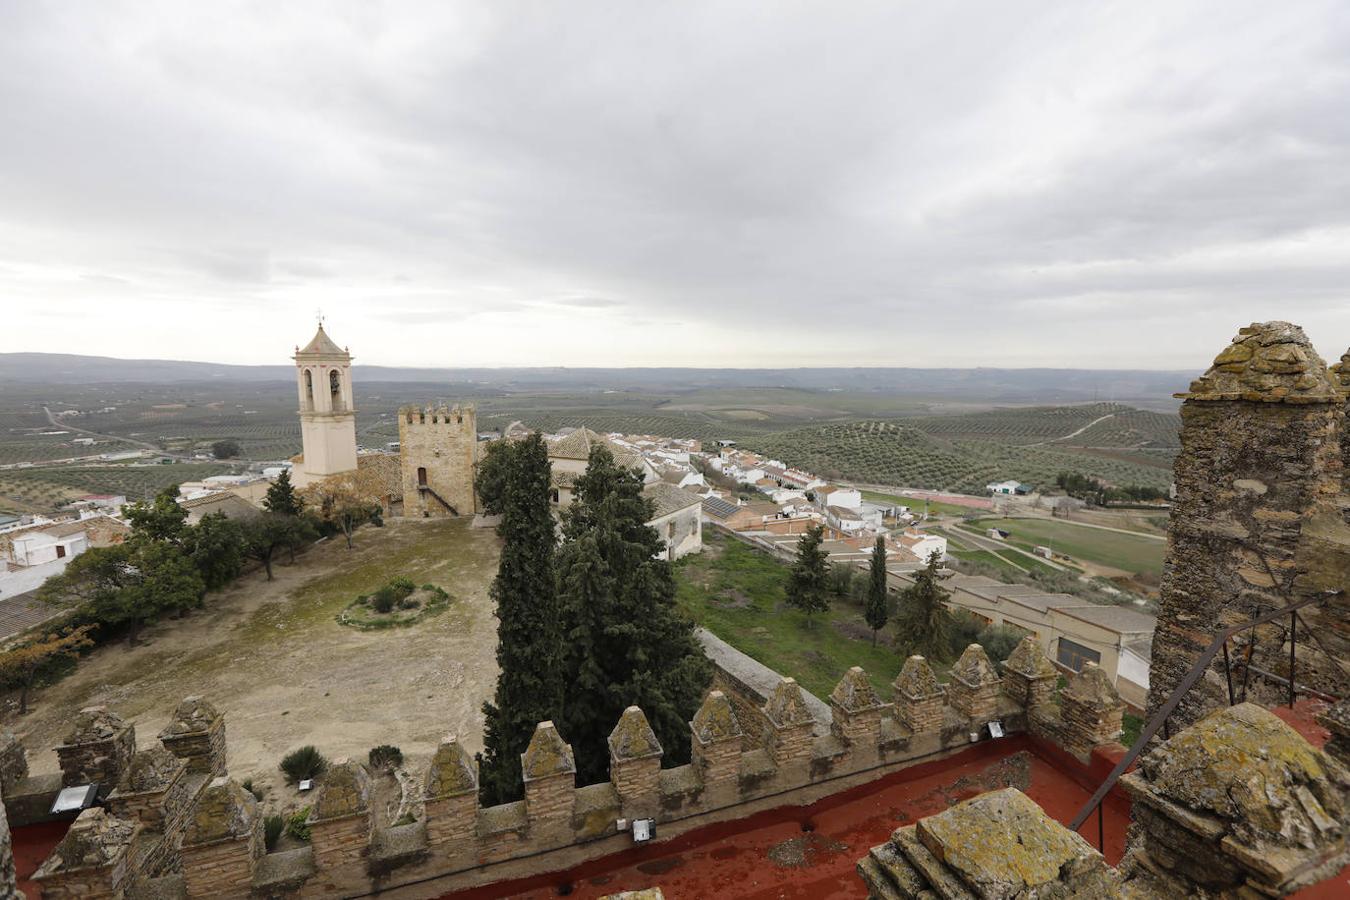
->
[398,404,478,518]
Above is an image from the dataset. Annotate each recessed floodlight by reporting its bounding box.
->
[51,784,99,814]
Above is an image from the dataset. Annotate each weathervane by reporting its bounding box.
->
[316,308,325,328]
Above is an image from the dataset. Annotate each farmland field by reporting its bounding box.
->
[961,517,1166,580]
[0,463,239,513]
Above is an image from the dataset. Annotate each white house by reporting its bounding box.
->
[644,482,704,560]
[895,530,947,563]
[677,471,706,490]
[830,507,867,534]
[10,524,88,566]
[819,486,863,511]
[770,488,806,505]
[986,480,1032,496]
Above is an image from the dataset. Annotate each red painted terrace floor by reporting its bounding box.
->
[445,735,1131,900]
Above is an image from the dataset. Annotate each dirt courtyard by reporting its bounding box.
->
[8,518,501,798]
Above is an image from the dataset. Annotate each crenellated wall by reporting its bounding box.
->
[7,636,1125,899]
[398,404,478,518]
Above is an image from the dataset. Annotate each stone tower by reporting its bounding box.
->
[292,324,359,489]
[399,405,478,517]
[1147,322,1349,731]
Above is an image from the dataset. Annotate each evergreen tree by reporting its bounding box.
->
[263,470,304,516]
[894,550,955,659]
[478,433,564,805]
[183,512,246,590]
[241,513,315,580]
[555,445,711,786]
[124,486,188,544]
[865,535,889,646]
[0,626,94,713]
[785,524,830,622]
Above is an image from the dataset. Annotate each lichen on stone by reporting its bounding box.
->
[64,705,129,744]
[521,721,576,780]
[1179,321,1339,404]
[1063,662,1121,709]
[893,655,943,700]
[950,644,999,688]
[424,735,477,799]
[312,758,372,820]
[183,776,257,845]
[764,677,814,727]
[118,747,183,794]
[36,807,138,874]
[1002,636,1056,680]
[608,706,662,760]
[914,787,1116,896]
[158,695,222,737]
[829,666,884,713]
[691,690,742,743]
[1138,703,1350,850]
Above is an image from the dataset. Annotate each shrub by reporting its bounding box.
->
[388,576,415,596]
[279,746,328,784]
[948,610,985,657]
[264,814,284,851]
[368,744,403,771]
[976,624,1024,664]
[371,590,398,614]
[397,597,420,610]
[285,807,311,842]
[241,777,264,802]
[370,577,417,613]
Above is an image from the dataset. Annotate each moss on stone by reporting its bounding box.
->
[608,706,662,760]
[521,721,576,780]
[893,655,942,700]
[424,735,477,799]
[830,666,884,713]
[691,690,742,743]
[764,677,814,727]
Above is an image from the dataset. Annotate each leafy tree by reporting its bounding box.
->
[263,470,304,516]
[182,512,246,590]
[39,540,205,646]
[0,626,93,713]
[894,550,955,660]
[124,486,188,544]
[865,535,889,645]
[479,434,564,805]
[300,468,385,549]
[242,513,316,580]
[212,439,243,460]
[785,524,830,622]
[555,445,711,786]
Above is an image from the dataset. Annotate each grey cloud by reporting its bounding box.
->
[0,1,1348,366]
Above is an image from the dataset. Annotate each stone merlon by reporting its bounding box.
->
[1177,321,1339,404]
[184,777,257,846]
[521,722,576,781]
[608,707,662,761]
[764,678,814,727]
[893,655,943,700]
[830,666,886,714]
[424,735,477,799]
[311,758,371,821]
[691,690,743,743]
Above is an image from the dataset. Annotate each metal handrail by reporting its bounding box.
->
[1068,588,1340,849]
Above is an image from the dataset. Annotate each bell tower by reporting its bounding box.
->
[292,322,358,488]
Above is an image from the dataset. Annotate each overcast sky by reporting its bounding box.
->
[2,1,1349,369]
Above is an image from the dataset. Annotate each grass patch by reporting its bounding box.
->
[966,517,1165,578]
[336,584,451,630]
[1121,713,1143,748]
[675,530,946,699]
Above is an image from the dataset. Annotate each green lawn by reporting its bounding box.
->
[675,531,936,699]
[965,517,1165,578]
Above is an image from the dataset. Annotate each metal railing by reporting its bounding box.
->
[1068,588,1341,852]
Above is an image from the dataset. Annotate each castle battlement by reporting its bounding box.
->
[399,404,477,428]
[398,403,479,518]
[9,638,1127,898]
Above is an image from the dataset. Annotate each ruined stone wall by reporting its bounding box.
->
[16,637,1127,899]
[398,405,478,518]
[1149,322,1350,730]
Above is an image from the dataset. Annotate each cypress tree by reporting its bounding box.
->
[785,523,830,622]
[865,535,889,645]
[263,469,303,516]
[556,445,711,785]
[894,550,954,660]
[478,433,564,805]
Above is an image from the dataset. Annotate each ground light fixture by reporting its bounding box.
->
[51,784,98,815]
[631,818,656,843]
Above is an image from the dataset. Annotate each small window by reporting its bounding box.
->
[329,370,343,410]
[1056,638,1101,673]
[303,370,314,408]
[417,467,428,487]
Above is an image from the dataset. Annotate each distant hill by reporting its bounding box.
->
[0,352,1189,406]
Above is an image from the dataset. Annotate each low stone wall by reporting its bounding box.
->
[2,636,1125,899]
